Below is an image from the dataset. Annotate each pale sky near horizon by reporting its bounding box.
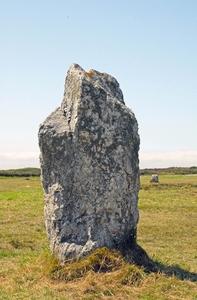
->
[1,0,197,169]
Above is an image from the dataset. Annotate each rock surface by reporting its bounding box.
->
[149,174,159,183]
[38,64,140,262]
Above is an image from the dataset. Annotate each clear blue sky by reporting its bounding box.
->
[1,0,197,169]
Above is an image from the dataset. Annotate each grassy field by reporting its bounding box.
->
[0,175,196,299]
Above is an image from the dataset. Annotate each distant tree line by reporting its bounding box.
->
[0,166,197,177]
[0,168,41,177]
[140,166,197,175]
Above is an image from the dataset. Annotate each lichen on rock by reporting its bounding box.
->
[38,63,140,263]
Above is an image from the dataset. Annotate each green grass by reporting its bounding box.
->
[138,175,197,273]
[0,175,197,299]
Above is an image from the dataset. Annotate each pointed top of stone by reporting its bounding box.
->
[64,63,125,104]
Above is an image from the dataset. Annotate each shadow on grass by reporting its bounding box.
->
[153,261,197,282]
[117,237,197,283]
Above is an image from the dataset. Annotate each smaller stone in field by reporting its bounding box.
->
[149,174,159,183]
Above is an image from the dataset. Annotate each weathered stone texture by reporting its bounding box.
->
[149,174,159,183]
[38,64,140,262]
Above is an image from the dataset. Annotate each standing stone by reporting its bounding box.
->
[38,64,140,262]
